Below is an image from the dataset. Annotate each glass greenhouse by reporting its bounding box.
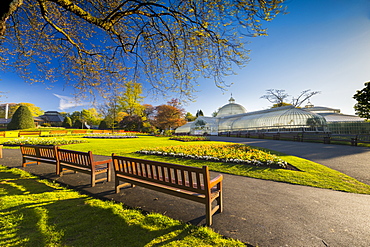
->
[175,97,329,135]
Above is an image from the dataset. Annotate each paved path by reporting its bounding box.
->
[1,140,370,247]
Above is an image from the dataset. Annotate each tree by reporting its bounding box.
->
[153,103,186,130]
[118,82,144,116]
[62,116,72,128]
[0,102,43,118]
[81,108,102,126]
[69,111,82,124]
[185,112,196,122]
[7,105,35,130]
[261,89,320,107]
[72,119,83,129]
[1,1,285,100]
[196,110,204,117]
[119,115,143,131]
[98,120,108,130]
[271,102,292,108]
[353,81,370,119]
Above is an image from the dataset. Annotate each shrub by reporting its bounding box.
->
[98,120,108,129]
[7,105,35,130]
[62,116,72,128]
[170,136,210,142]
[72,119,83,129]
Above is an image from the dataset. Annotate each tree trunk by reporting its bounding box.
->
[0,0,23,36]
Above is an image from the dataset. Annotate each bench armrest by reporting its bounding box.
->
[93,159,112,166]
[209,174,223,188]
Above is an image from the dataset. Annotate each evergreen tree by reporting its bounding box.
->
[7,105,35,130]
[98,120,108,129]
[62,116,72,128]
[72,119,83,129]
[196,110,204,117]
[353,81,370,119]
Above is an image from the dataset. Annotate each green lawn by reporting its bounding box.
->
[1,134,370,194]
[56,135,370,194]
[0,165,243,246]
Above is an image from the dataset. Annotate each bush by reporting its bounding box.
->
[7,105,35,130]
[98,120,108,129]
[62,116,72,128]
[72,119,83,129]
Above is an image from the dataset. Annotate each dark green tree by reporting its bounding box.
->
[7,105,35,130]
[119,115,143,131]
[353,81,370,119]
[196,110,204,117]
[72,119,83,129]
[62,116,72,128]
[98,120,108,130]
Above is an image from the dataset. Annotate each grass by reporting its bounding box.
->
[33,135,369,195]
[0,165,244,247]
[1,135,370,194]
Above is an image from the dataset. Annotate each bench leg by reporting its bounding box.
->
[206,200,212,226]
[217,190,223,213]
[115,178,120,193]
[91,174,96,187]
[107,165,112,182]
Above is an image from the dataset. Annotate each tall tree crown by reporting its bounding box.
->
[0,0,285,100]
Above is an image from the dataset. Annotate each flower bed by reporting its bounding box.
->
[83,136,138,139]
[170,136,210,142]
[137,143,288,168]
[82,133,138,139]
[1,137,88,146]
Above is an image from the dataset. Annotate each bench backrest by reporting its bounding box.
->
[112,155,210,194]
[20,145,58,160]
[57,149,93,168]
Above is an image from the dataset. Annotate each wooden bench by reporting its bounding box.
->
[111,155,223,226]
[56,149,112,187]
[20,144,58,167]
[18,131,41,137]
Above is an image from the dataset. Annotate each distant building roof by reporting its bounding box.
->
[39,111,64,123]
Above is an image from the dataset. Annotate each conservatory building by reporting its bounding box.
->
[175,97,344,135]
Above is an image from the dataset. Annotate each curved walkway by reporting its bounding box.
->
[1,140,370,247]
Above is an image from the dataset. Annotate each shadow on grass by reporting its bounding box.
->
[1,166,236,247]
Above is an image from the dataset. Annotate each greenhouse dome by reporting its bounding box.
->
[216,96,247,117]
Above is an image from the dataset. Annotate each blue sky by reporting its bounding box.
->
[1,0,370,116]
